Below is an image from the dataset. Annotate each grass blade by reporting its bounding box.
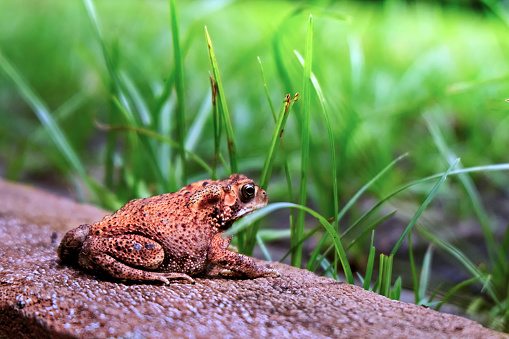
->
[279,224,321,263]
[378,254,393,297]
[425,114,500,266]
[244,94,298,254]
[293,14,313,268]
[256,233,272,262]
[295,48,340,277]
[337,153,408,225]
[95,119,213,176]
[185,94,212,152]
[341,162,509,244]
[0,51,124,208]
[120,71,151,126]
[225,202,354,284]
[257,56,277,121]
[435,275,490,312]
[363,231,376,290]
[0,52,89,188]
[346,210,396,251]
[418,224,500,305]
[259,94,299,189]
[305,152,407,274]
[390,277,402,300]
[83,0,133,118]
[205,26,238,174]
[418,245,434,305]
[209,74,221,179]
[306,233,332,272]
[408,232,420,304]
[111,97,170,192]
[169,0,186,184]
[390,158,460,256]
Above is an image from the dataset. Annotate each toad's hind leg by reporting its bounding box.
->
[78,235,194,284]
[58,224,92,264]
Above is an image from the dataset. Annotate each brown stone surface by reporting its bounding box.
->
[0,178,507,339]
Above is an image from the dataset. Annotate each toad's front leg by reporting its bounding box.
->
[208,233,280,278]
[78,234,194,284]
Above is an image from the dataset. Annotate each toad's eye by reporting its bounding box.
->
[240,183,255,202]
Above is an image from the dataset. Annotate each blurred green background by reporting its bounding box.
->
[1,0,508,331]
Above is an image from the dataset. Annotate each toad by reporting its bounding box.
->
[57,174,279,284]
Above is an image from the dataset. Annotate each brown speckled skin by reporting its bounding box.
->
[57,174,279,284]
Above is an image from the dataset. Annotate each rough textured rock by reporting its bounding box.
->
[0,179,507,339]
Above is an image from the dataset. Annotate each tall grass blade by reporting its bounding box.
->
[418,245,434,305]
[363,231,376,290]
[0,52,93,194]
[205,27,238,174]
[259,94,299,189]
[435,275,490,312]
[295,49,340,278]
[120,71,151,126]
[306,233,332,272]
[418,225,500,305]
[111,98,169,192]
[245,94,298,254]
[257,56,277,121]
[0,51,124,208]
[425,114,500,266]
[306,153,406,274]
[185,94,212,152]
[337,153,408,225]
[6,94,86,180]
[293,15,313,268]
[225,202,354,284]
[427,283,443,305]
[341,162,509,244]
[256,233,272,262]
[83,0,170,193]
[82,0,133,117]
[209,75,221,179]
[95,119,213,175]
[390,277,402,301]
[169,0,186,184]
[346,210,396,250]
[153,28,194,120]
[378,254,393,297]
[254,57,297,256]
[279,224,321,263]
[311,208,392,277]
[390,158,460,256]
[408,232,420,304]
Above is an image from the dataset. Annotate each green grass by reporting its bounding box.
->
[1,0,509,332]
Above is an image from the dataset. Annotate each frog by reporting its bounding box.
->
[57,174,279,284]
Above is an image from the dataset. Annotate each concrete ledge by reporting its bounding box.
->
[0,179,506,338]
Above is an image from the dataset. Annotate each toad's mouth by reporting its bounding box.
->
[235,202,267,219]
[236,208,252,219]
